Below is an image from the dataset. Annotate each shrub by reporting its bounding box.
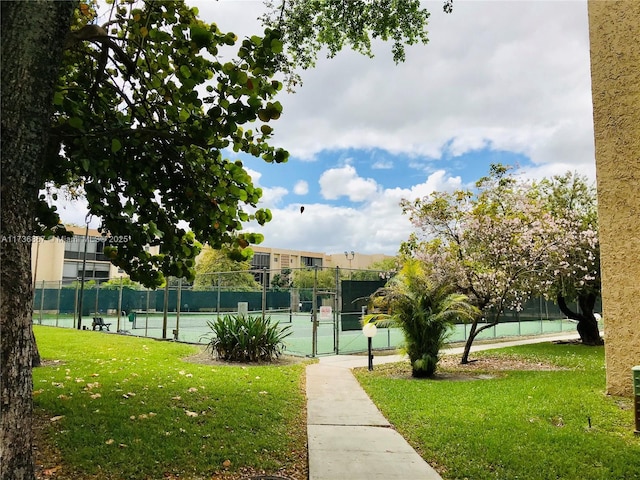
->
[368,260,477,377]
[204,314,292,362]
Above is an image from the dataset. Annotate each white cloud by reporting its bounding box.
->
[293,180,309,195]
[319,165,379,202]
[247,170,463,255]
[259,186,288,206]
[264,0,594,174]
[372,160,393,169]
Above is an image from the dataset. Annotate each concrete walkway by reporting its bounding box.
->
[306,332,579,480]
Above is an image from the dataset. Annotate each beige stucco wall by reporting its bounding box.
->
[588,1,640,397]
[31,238,65,283]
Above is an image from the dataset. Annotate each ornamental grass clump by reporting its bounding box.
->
[205,314,292,362]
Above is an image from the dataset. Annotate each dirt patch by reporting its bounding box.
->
[438,354,565,372]
[182,346,309,367]
[376,353,567,381]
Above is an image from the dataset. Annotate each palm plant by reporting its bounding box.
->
[368,260,477,378]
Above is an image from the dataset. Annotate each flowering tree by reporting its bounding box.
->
[401,165,560,363]
[533,172,602,345]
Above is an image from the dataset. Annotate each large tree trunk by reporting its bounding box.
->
[557,293,604,346]
[1,3,75,479]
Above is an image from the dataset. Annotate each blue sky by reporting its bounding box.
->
[56,1,596,257]
[240,146,531,210]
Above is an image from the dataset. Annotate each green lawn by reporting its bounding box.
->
[354,343,640,480]
[32,326,308,479]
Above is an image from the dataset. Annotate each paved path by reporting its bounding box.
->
[306,332,579,480]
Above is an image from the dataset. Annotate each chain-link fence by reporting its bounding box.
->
[32,267,597,356]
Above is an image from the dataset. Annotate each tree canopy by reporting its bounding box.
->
[260,0,436,89]
[401,165,570,362]
[40,0,288,288]
[193,246,260,291]
[36,0,448,288]
[532,171,602,345]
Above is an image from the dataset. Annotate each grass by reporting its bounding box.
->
[32,326,309,479]
[354,343,640,480]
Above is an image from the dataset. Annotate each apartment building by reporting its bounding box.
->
[32,226,392,285]
[31,226,132,285]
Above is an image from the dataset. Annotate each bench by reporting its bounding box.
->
[92,317,111,331]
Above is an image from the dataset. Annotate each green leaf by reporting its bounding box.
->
[179,65,191,78]
[68,117,83,129]
[111,138,122,153]
[270,38,283,54]
[178,109,190,122]
[53,92,64,106]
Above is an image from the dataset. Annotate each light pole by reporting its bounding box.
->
[363,322,377,371]
[77,215,91,330]
[344,250,355,277]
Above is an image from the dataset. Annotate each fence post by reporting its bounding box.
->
[312,266,318,357]
[262,267,267,321]
[38,280,45,324]
[117,277,123,332]
[55,281,62,327]
[95,279,100,316]
[334,267,340,355]
[162,280,169,339]
[73,280,79,327]
[216,273,221,318]
[145,289,150,337]
[77,222,90,330]
[175,278,182,340]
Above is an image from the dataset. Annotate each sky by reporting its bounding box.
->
[55,0,596,257]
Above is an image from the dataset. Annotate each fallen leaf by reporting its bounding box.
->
[222,459,231,468]
[50,415,64,422]
[185,410,198,417]
[187,387,198,393]
[90,393,101,399]
[106,439,114,445]
[42,465,61,476]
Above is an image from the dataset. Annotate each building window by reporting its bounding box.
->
[251,252,270,269]
[301,256,322,267]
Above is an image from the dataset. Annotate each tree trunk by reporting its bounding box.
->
[461,320,479,364]
[31,329,41,368]
[461,315,500,364]
[1,3,75,479]
[557,293,604,346]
